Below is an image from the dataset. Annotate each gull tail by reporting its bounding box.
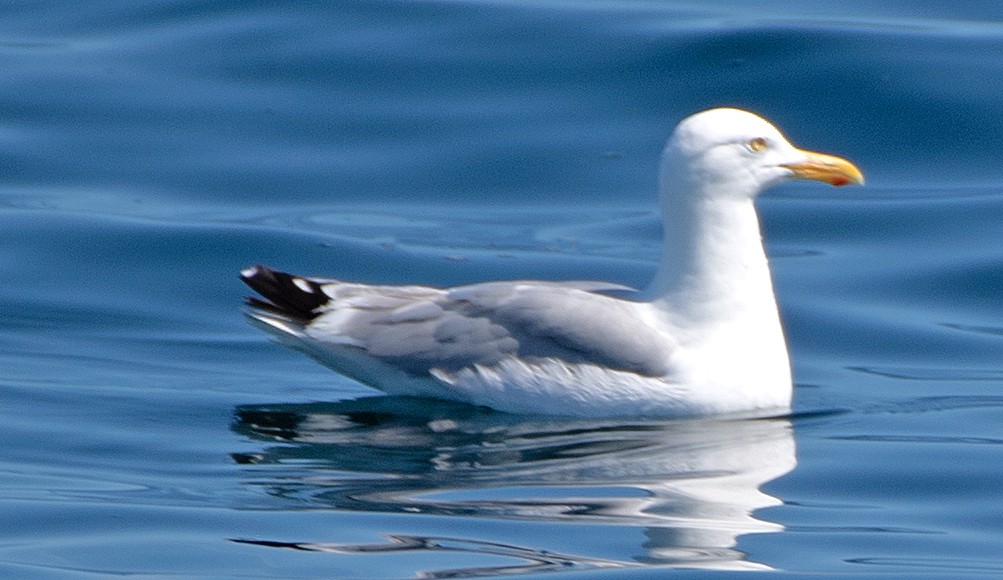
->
[240,265,429,395]
[240,264,330,324]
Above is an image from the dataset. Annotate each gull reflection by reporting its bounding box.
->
[231,397,795,574]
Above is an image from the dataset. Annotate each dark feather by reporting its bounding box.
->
[241,265,329,322]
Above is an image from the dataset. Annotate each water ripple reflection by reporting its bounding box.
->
[232,397,795,573]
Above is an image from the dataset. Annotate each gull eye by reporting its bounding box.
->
[746,137,768,153]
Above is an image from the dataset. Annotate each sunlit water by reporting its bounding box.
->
[3,1,1003,578]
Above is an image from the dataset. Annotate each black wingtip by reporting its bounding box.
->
[240,264,330,322]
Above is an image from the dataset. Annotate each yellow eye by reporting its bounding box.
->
[747,137,768,153]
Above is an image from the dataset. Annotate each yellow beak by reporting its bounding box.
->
[783,150,865,187]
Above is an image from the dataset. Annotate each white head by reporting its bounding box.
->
[661,108,863,202]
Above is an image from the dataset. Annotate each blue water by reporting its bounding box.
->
[3,1,1003,577]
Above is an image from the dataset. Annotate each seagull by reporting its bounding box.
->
[241,108,863,418]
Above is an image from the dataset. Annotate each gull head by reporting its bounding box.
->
[661,108,864,201]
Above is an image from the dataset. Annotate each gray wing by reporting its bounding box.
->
[304,279,672,378]
[444,281,673,376]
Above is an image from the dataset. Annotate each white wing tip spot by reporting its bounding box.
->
[240,266,260,278]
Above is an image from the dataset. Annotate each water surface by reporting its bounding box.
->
[2,1,1003,577]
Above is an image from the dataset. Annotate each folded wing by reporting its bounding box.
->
[242,266,673,386]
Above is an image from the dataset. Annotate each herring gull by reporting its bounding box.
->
[241,108,863,417]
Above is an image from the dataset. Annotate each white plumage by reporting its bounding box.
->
[242,108,863,417]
